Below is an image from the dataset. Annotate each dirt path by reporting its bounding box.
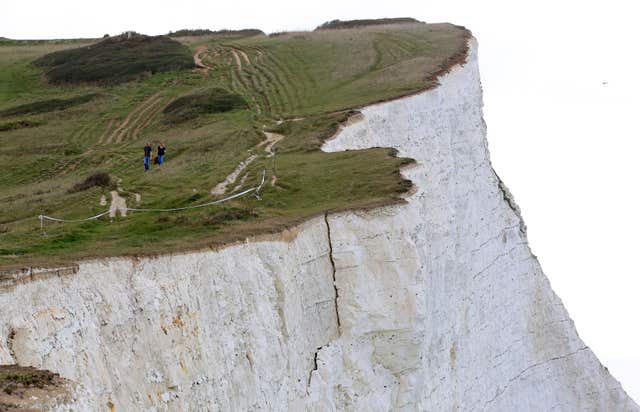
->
[232,174,249,193]
[98,119,116,144]
[104,93,162,144]
[230,49,243,70]
[128,98,168,141]
[211,155,258,196]
[251,96,262,114]
[211,131,284,195]
[116,97,162,143]
[194,46,208,69]
[194,46,217,70]
[236,48,251,66]
[259,132,284,157]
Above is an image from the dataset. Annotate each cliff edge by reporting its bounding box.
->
[0,37,636,411]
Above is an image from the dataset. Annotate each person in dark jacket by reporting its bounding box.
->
[157,143,166,165]
[143,143,152,171]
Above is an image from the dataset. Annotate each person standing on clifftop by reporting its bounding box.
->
[143,142,152,171]
[157,143,166,166]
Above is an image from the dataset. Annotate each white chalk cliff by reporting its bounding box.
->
[0,39,637,411]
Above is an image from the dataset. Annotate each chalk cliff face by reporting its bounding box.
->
[0,39,637,411]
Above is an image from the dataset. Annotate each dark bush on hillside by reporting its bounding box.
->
[0,120,41,132]
[33,33,194,84]
[169,29,264,38]
[169,29,214,36]
[0,94,97,118]
[210,29,264,37]
[315,18,421,30]
[68,172,111,193]
[203,207,256,227]
[163,88,247,123]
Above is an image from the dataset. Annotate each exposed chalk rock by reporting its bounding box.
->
[0,38,636,410]
[320,39,637,411]
[108,190,127,218]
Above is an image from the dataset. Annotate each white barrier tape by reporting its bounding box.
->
[39,210,110,223]
[254,169,266,199]
[127,170,266,212]
[126,187,256,212]
[39,170,268,221]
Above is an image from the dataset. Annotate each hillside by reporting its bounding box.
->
[0,22,470,269]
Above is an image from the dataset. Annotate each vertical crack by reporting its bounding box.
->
[308,346,321,387]
[324,212,341,330]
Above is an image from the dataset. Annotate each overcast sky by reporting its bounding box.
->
[3,0,639,402]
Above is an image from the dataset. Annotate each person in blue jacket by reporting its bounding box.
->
[157,143,166,165]
[143,143,152,171]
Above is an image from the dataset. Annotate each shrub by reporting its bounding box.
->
[0,94,97,118]
[315,18,421,30]
[163,88,247,123]
[0,120,41,132]
[202,207,256,226]
[168,29,264,38]
[68,172,111,193]
[33,34,194,84]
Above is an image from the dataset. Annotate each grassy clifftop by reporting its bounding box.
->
[0,21,470,268]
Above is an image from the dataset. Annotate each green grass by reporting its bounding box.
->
[0,21,470,269]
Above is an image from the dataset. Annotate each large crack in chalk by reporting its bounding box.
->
[324,212,341,330]
[306,214,342,393]
[307,346,322,387]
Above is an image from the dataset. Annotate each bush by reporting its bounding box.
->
[202,207,256,226]
[0,120,41,132]
[33,34,194,84]
[315,18,421,31]
[0,94,97,118]
[168,29,264,38]
[163,88,247,123]
[68,172,111,193]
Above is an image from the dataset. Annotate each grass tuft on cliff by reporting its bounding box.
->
[0,21,470,269]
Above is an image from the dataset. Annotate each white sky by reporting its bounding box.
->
[3,0,639,403]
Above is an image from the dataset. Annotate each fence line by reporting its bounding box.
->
[38,170,266,226]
